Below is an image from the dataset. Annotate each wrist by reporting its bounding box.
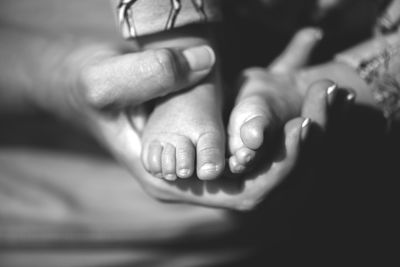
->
[112,0,222,39]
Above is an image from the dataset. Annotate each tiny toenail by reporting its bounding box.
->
[234,165,245,173]
[244,154,253,164]
[200,163,218,173]
[178,169,191,177]
[164,174,177,181]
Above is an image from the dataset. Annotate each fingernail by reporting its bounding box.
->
[341,89,356,114]
[326,84,338,107]
[346,91,356,104]
[301,118,312,141]
[178,168,191,178]
[183,45,216,72]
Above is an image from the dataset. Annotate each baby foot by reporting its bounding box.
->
[227,94,276,174]
[141,74,225,181]
[227,70,300,174]
[227,28,323,174]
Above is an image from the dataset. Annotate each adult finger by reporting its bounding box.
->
[301,80,337,131]
[150,117,309,211]
[81,45,215,109]
[268,27,323,73]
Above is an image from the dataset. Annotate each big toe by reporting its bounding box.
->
[196,131,225,180]
[240,115,268,150]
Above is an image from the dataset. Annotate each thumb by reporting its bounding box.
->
[82,45,215,110]
[269,27,323,73]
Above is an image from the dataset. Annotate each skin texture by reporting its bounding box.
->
[1,0,390,211]
[97,28,341,210]
[227,28,323,174]
[137,30,226,181]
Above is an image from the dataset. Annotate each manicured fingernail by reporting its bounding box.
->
[327,84,337,95]
[164,174,177,181]
[346,91,356,103]
[183,45,216,72]
[301,118,312,141]
[326,84,338,107]
[178,169,191,178]
[341,89,356,114]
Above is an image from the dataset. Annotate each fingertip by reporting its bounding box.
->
[182,45,216,72]
[284,118,304,144]
[302,80,338,131]
[300,117,312,142]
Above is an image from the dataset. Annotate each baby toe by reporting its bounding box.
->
[162,143,177,181]
[196,131,225,180]
[235,147,256,166]
[229,155,246,174]
[147,141,163,178]
[240,115,268,150]
[175,138,195,179]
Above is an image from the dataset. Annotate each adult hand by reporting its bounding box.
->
[115,28,353,211]
[69,43,216,182]
[125,80,340,211]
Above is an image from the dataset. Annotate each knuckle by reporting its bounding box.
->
[153,49,182,90]
[80,65,111,109]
